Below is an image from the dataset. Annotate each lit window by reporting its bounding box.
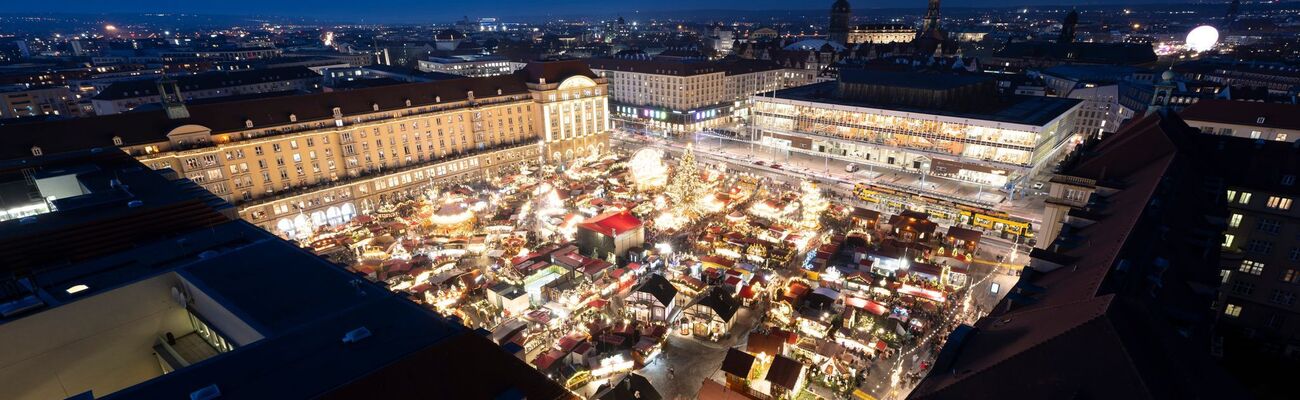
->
[1266,196,1292,210]
[1224,304,1242,317]
[1239,260,1265,275]
[1239,192,1253,204]
[1229,214,1242,228]
[1223,234,1235,248]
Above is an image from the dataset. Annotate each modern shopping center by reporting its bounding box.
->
[751,69,1082,190]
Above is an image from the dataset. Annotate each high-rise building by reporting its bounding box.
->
[0,60,610,239]
[0,148,571,400]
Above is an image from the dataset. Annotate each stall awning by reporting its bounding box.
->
[898,284,946,303]
[845,297,888,316]
[907,262,942,278]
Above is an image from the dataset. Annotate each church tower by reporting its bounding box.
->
[830,0,851,44]
[1059,9,1078,44]
[921,0,942,34]
[157,77,189,120]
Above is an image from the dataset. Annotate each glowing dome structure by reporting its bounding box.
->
[1185,25,1219,52]
[428,201,475,236]
[628,148,668,189]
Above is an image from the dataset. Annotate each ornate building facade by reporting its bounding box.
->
[0,59,609,237]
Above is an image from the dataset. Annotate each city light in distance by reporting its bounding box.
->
[1186,25,1219,52]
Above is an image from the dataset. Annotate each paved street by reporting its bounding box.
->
[639,304,768,399]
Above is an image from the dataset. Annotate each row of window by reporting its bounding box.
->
[1227,190,1294,210]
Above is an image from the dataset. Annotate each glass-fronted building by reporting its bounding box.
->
[752,71,1082,189]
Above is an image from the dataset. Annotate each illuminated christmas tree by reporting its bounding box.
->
[799,180,828,230]
[665,144,709,218]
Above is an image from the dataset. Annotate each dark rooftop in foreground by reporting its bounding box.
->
[910,112,1246,399]
[0,148,571,399]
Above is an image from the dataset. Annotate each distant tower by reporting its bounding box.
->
[157,77,189,120]
[1147,70,1177,116]
[1226,0,1241,21]
[830,0,851,44]
[1059,9,1079,44]
[922,0,942,34]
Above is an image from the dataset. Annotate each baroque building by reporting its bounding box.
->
[0,59,610,238]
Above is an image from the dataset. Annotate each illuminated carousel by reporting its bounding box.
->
[429,201,476,235]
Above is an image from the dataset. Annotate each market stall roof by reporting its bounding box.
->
[634,274,678,308]
[600,334,626,346]
[764,355,805,391]
[596,373,662,400]
[845,297,889,316]
[531,350,564,371]
[898,284,946,303]
[557,334,584,353]
[811,287,841,301]
[945,226,983,243]
[700,255,735,269]
[851,207,881,220]
[695,286,740,322]
[738,285,756,299]
[578,210,643,236]
[720,348,756,377]
[907,262,943,278]
[747,329,789,356]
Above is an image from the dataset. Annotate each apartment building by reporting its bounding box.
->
[91,66,322,115]
[0,84,84,119]
[1038,65,1153,137]
[588,56,812,134]
[1215,137,1300,361]
[0,59,610,239]
[1181,99,1300,142]
[417,55,524,78]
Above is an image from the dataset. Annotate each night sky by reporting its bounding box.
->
[8,0,1190,22]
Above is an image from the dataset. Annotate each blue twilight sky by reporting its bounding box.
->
[9,0,1184,22]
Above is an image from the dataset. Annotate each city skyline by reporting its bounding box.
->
[4,0,1233,23]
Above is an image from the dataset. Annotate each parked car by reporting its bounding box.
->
[845,163,859,173]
